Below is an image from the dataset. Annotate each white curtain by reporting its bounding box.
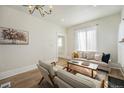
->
[75,26,97,51]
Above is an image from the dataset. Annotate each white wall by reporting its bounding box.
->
[0,6,66,73]
[67,14,121,63]
[118,8,124,68]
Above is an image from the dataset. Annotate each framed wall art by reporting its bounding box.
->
[0,27,29,45]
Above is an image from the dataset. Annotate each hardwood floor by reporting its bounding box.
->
[0,57,107,88]
[0,69,42,88]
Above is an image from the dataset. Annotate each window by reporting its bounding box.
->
[75,26,97,51]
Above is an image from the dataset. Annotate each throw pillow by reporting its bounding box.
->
[82,51,87,58]
[77,51,83,58]
[102,53,110,63]
[94,53,102,61]
[86,52,95,60]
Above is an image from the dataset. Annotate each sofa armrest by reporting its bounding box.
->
[51,62,56,66]
[109,59,112,63]
[108,59,112,66]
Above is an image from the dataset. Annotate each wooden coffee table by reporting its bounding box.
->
[67,60,98,78]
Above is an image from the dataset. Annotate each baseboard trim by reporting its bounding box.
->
[0,64,37,80]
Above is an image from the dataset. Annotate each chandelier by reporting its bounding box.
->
[26,5,53,17]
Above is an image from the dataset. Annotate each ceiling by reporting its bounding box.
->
[8,5,123,28]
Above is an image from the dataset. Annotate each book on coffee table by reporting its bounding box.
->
[88,63,98,69]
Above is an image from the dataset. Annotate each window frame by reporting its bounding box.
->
[75,26,97,51]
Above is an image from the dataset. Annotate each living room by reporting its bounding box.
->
[0,4,124,89]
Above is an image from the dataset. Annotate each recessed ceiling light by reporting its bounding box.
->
[61,18,65,22]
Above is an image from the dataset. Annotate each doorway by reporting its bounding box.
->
[57,35,65,58]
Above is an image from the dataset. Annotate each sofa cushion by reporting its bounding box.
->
[94,53,103,61]
[76,73,101,88]
[54,76,73,88]
[77,51,83,58]
[77,51,87,58]
[56,69,98,88]
[82,51,87,58]
[86,51,96,60]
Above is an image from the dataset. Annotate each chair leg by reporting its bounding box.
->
[39,77,44,85]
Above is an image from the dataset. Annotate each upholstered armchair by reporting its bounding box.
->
[37,60,66,87]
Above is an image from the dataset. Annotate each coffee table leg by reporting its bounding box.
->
[91,69,93,78]
[67,63,69,71]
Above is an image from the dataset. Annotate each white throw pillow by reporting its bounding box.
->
[77,51,83,58]
[86,52,95,60]
[82,51,87,58]
[94,53,102,61]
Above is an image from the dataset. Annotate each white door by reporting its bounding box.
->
[57,35,65,58]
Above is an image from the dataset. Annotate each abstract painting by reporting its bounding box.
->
[0,27,29,45]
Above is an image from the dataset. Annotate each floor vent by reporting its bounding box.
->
[0,82,11,88]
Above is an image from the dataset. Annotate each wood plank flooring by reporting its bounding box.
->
[0,57,65,88]
[0,57,66,88]
[0,69,42,88]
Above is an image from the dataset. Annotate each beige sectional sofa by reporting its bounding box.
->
[72,51,111,72]
[54,69,103,88]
